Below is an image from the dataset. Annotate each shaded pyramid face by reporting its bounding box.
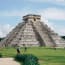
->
[0,14,65,47]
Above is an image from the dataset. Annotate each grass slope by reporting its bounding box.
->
[0,47,65,65]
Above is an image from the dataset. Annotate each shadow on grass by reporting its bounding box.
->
[41,56,65,63]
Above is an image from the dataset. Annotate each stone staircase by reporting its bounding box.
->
[1,21,26,47]
[32,21,56,47]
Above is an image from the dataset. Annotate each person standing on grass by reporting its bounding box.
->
[16,47,20,54]
[23,44,27,52]
[24,46,27,52]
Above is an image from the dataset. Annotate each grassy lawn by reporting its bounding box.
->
[0,47,65,65]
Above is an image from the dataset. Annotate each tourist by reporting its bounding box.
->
[16,47,20,54]
[24,46,27,52]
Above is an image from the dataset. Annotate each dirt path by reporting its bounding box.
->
[0,58,20,65]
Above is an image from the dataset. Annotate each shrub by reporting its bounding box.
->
[14,54,40,65]
[23,54,39,65]
[14,54,25,62]
[0,53,2,58]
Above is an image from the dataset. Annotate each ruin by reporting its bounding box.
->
[0,14,65,47]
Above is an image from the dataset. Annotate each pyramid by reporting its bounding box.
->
[0,14,65,47]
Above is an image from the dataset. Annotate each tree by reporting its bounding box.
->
[0,38,4,41]
[61,36,65,40]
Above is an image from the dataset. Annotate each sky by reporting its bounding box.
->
[0,0,65,37]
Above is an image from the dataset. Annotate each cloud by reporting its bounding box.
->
[56,0,65,2]
[39,8,65,20]
[0,8,36,17]
[0,24,14,37]
[27,0,65,2]
[0,10,24,17]
[0,8,65,20]
[54,26,65,36]
[60,29,65,36]
[27,0,65,5]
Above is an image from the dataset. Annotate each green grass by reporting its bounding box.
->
[0,47,65,65]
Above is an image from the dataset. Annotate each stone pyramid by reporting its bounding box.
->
[0,14,65,47]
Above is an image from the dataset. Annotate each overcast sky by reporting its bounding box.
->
[0,0,65,37]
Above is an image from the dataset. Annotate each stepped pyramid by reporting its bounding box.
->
[0,14,65,47]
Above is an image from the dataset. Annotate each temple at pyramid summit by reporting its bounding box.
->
[0,14,65,47]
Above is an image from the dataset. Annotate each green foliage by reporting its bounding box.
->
[61,36,65,40]
[0,38,4,41]
[14,54,40,65]
[0,53,2,58]
[14,54,26,62]
[15,54,23,62]
[23,54,39,65]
